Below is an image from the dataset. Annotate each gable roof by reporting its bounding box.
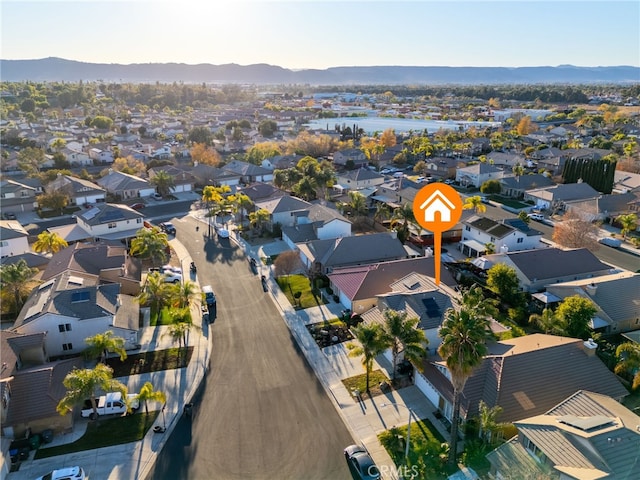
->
[0,330,46,378]
[238,182,287,202]
[96,170,150,191]
[500,174,554,190]
[458,163,503,175]
[223,160,271,176]
[255,195,311,214]
[0,220,29,240]
[527,182,599,202]
[77,203,143,226]
[339,168,385,182]
[430,334,628,423]
[465,216,515,239]
[47,174,105,195]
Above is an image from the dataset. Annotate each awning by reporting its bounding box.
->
[462,239,487,254]
[532,292,562,304]
[590,316,611,329]
[95,228,143,241]
[370,195,401,208]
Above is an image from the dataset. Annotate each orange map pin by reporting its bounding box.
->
[412,183,463,285]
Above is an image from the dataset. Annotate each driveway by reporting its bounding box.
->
[146,215,354,480]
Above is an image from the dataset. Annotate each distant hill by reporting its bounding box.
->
[1,57,639,85]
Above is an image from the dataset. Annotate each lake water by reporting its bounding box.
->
[305,116,499,135]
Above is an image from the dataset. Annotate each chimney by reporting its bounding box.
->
[585,283,597,296]
[583,338,598,356]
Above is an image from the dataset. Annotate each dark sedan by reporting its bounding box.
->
[344,445,380,480]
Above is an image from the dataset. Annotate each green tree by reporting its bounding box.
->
[0,259,38,314]
[438,291,493,467]
[486,263,522,305]
[257,120,278,138]
[512,164,525,179]
[292,176,318,201]
[347,323,388,393]
[347,191,368,220]
[373,202,391,226]
[555,295,597,339]
[517,210,531,224]
[462,195,487,214]
[477,400,507,445]
[32,231,68,255]
[528,308,563,334]
[136,381,167,415]
[137,271,171,318]
[20,98,36,113]
[90,115,114,130]
[130,227,169,266]
[188,126,214,146]
[246,141,281,164]
[381,309,427,380]
[615,213,638,240]
[169,280,199,310]
[614,342,640,390]
[390,202,416,244]
[480,179,501,194]
[150,170,176,197]
[56,364,127,421]
[249,208,270,234]
[17,147,47,175]
[85,330,127,364]
[36,191,69,215]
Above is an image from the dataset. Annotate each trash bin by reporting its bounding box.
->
[28,433,41,450]
[41,429,53,444]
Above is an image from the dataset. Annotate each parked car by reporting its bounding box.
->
[151,193,162,200]
[393,172,404,178]
[36,466,86,480]
[130,203,145,210]
[598,237,622,248]
[162,272,182,283]
[416,176,426,183]
[528,213,544,221]
[344,445,380,480]
[160,264,182,275]
[160,222,176,235]
[3,212,17,220]
[202,285,216,306]
[81,392,139,419]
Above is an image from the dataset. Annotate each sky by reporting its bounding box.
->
[1,0,639,70]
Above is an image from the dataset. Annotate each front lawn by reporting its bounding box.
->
[107,347,194,376]
[488,195,529,209]
[341,369,390,398]
[276,274,327,309]
[150,306,192,326]
[35,411,158,459]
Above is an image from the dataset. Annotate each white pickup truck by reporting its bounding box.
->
[81,392,139,419]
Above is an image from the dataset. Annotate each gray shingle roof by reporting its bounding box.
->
[96,170,150,192]
[223,160,271,176]
[256,195,311,214]
[0,220,28,240]
[78,203,143,226]
[527,182,599,202]
[506,248,610,283]
[500,173,554,190]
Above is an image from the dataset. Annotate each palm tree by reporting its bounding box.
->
[438,302,493,467]
[0,259,38,314]
[381,309,427,380]
[130,227,169,266]
[615,213,638,240]
[292,176,318,201]
[347,191,368,220]
[528,308,563,334]
[477,400,507,445]
[150,170,176,197]
[484,242,496,254]
[169,280,199,309]
[137,271,171,318]
[373,202,391,227]
[233,192,253,225]
[346,323,388,393]
[463,195,487,214]
[85,331,127,364]
[32,231,68,256]
[391,202,416,243]
[56,363,127,421]
[249,208,270,235]
[614,342,640,390]
[512,163,525,180]
[136,381,166,415]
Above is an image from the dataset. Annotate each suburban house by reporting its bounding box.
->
[564,192,638,223]
[96,170,155,199]
[237,182,287,204]
[499,174,554,199]
[417,334,628,429]
[222,160,273,184]
[148,165,195,193]
[41,242,142,296]
[281,203,351,247]
[63,146,92,167]
[485,152,526,168]
[88,147,114,164]
[544,272,640,334]
[335,169,386,191]
[49,203,144,244]
[0,179,40,214]
[191,163,242,188]
[261,154,304,171]
[254,195,314,229]
[486,390,640,480]
[455,163,504,188]
[359,271,454,352]
[12,272,140,358]
[0,330,83,439]
[421,157,460,180]
[297,232,407,275]
[326,256,458,317]
[333,148,368,168]
[0,221,30,259]
[524,182,600,211]
[460,216,544,257]
[45,175,106,206]
[613,170,640,194]
[478,247,613,292]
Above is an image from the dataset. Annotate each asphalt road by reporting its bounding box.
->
[479,203,640,272]
[146,215,354,480]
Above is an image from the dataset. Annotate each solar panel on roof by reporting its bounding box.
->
[422,297,441,318]
[557,414,614,432]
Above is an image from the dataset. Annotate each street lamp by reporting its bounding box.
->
[380,402,417,462]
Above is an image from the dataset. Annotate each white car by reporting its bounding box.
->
[528,213,544,221]
[162,272,182,283]
[36,466,86,480]
[160,265,182,274]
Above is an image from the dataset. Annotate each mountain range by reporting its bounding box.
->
[1,57,639,85]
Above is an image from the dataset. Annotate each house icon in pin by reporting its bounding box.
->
[419,189,456,223]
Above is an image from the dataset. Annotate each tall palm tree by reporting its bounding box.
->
[249,208,270,234]
[85,330,127,364]
[130,227,169,266]
[347,191,368,220]
[0,259,38,314]
[512,163,525,180]
[615,213,638,240]
[292,176,318,201]
[169,280,199,309]
[137,271,171,318]
[391,202,416,243]
[438,302,493,467]
[346,323,388,393]
[477,400,507,445]
[233,192,253,225]
[528,308,563,334]
[463,195,487,214]
[32,231,68,256]
[614,342,640,390]
[137,381,166,415]
[150,170,176,197]
[381,309,427,380]
[56,363,127,421]
[373,202,391,227]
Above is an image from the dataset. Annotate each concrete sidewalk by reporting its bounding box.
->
[7,238,210,480]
